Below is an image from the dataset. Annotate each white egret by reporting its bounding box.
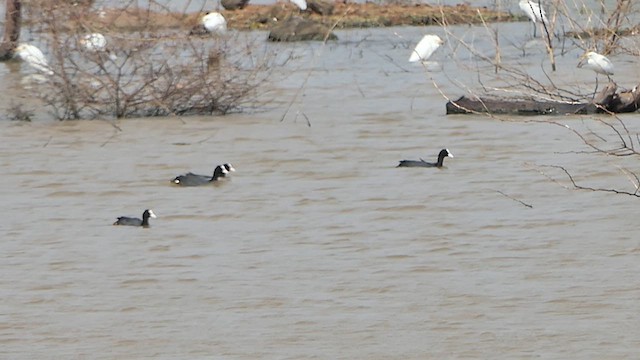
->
[80,33,117,61]
[202,12,227,33]
[14,43,53,76]
[577,51,614,76]
[290,0,307,11]
[578,51,614,94]
[519,0,548,37]
[81,33,107,52]
[408,34,444,63]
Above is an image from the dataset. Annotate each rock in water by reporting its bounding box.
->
[268,17,338,42]
[307,0,334,15]
[222,0,250,10]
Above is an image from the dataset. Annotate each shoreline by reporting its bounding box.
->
[83,3,522,32]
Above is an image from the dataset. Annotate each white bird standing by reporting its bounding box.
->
[202,12,227,33]
[577,51,614,76]
[81,33,107,52]
[519,0,548,38]
[13,43,54,76]
[80,33,117,61]
[290,0,307,11]
[578,51,614,93]
[409,34,444,63]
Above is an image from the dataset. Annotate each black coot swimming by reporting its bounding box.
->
[113,209,157,227]
[172,164,228,186]
[397,148,453,168]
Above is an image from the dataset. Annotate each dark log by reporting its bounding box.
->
[446,82,640,115]
[189,23,208,36]
[307,0,334,15]
[268,16,337,42]
[446,96,597,115]
[608,83,640,113]
[592,82,617,107]
[0,0,22,61]
[221,0,250,10]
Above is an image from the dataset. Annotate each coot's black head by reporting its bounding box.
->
[222,163,236,174]
[143,209,157,220]
[212,165,228,180]
[439,149,453,159]
[220,163,235,177]
[142,209,157,227]
[435,148,453,167]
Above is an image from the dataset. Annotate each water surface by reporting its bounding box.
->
[1,22,640,359]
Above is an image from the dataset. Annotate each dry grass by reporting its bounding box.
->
[24,2,521,33]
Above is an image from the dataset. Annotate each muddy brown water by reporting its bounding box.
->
[1,23,640,358]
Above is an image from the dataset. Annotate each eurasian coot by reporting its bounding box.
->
[397,148,453,168]
[113,209,157,227]
[172,164,228,186]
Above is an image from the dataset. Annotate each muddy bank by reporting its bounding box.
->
[86,3,521,32]
[236,3,520,30]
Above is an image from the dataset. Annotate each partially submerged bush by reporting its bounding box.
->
[8,102,33,121]
[19,0,282,120]
[559,0,637,55]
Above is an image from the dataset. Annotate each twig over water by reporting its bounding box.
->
[537,164,640,197]
[495,190,533,208]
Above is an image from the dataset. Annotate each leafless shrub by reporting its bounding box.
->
[433,0,639,103]
[19,0,285,120]
[525,114,640,197]
[558,0,637,55]
[431,1,640,196]
[552,103,635,197]
[7,102,33,121]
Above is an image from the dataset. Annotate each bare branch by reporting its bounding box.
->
[495,190,533,208]
[539,164,640,197]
